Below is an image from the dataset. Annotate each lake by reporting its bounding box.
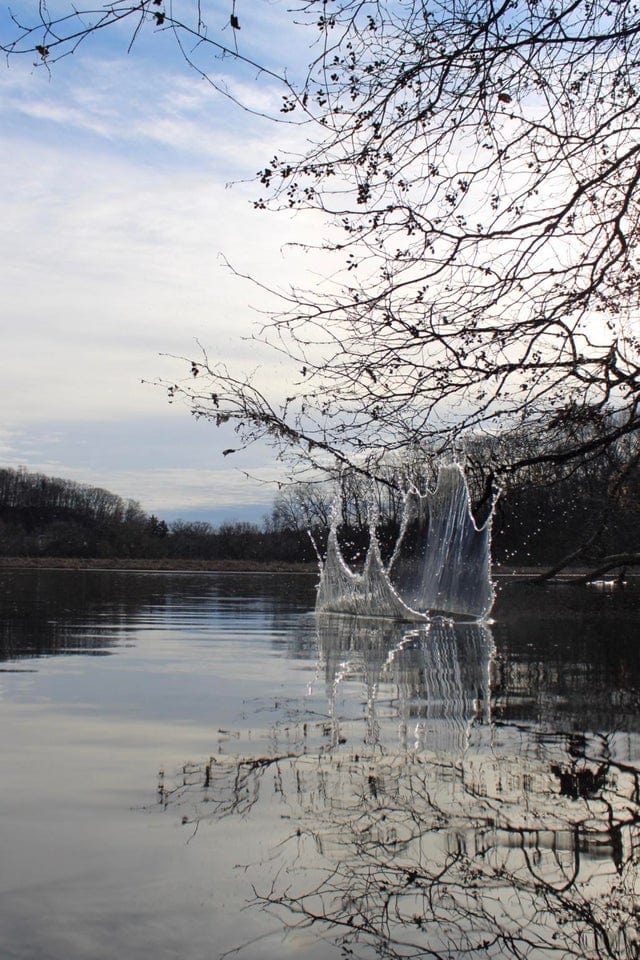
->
[0,569,638,959]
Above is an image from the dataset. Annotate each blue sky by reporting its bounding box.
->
[1,1,320,523]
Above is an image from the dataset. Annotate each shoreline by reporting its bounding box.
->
[0,556,632,579]
[0,556,318,574]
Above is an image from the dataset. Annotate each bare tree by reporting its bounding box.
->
[267,481,333,533]
[160,0,640,484]
[6,1,640,549]
[1,0,292,108]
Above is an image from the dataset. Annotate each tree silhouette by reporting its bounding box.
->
[5,1,640,570]
[163,0,640,486]
[158,614,640,959]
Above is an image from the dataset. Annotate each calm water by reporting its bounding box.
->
[0,570,638,960]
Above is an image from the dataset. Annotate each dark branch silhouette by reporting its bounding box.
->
[6,0,640,570]
[158,615,640,960]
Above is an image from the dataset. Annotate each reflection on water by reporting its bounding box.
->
[316,614,493,753]
[0,569,315,662]
[0,571,639,959]
[163,610,640,960]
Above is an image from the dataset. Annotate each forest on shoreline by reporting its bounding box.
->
[0,457,638,573]
[3,3,639,584]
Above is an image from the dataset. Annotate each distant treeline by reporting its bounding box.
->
[265,412,640,568]
[1,416,639,568]
[0,467,314,562]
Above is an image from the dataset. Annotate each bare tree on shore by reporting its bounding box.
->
[5,0,640,572]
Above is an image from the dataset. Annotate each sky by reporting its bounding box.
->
[1,1,320,523]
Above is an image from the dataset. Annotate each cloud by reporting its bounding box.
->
[116,465,282,511]
[0,415,287,517]
[0,43,303,163]
[0,32,329,511]
[1,62,317,426]
[4,460,280,513]
[0,428,21,458]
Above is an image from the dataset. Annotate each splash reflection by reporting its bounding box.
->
[315,613,493,755]
[161,614,640,960]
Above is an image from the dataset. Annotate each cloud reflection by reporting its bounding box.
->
[162,612,640,960]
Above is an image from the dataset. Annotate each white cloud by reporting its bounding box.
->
[1,458,280,513]
[116,465,282,511]
[0,428,21,458]
[0,415,288,514]
[1,64,319,425]
[1,46,304,160]
[0,39,326,510]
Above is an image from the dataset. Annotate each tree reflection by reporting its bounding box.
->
[160,615,640,959]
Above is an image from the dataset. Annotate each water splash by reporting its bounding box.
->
[316,464,495,621]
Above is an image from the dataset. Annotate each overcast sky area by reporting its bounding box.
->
[1,1,322,523]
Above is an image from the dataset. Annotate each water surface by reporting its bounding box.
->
[0,570,638,959]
